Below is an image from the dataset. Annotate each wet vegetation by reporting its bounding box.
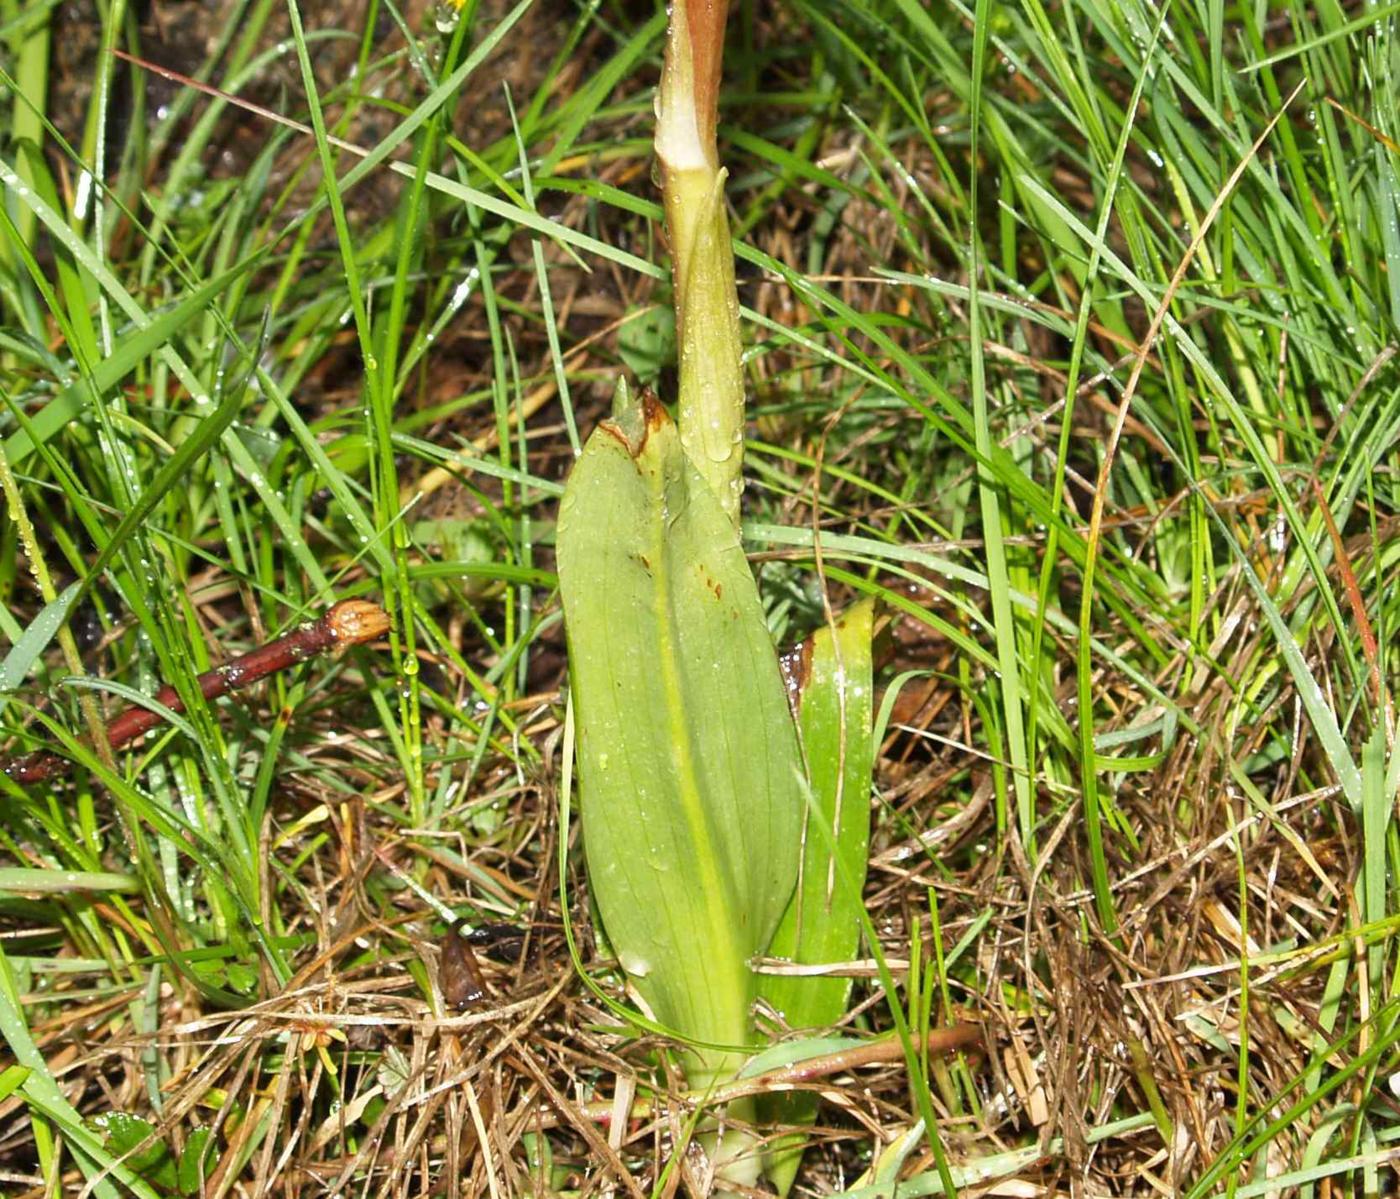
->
[2,0,1400,1194]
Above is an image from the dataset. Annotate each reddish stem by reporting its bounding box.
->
[3,600,390,785]
[683,0,729,154]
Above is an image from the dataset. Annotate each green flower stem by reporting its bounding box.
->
[656,0,745,526]
[666,165,746,524]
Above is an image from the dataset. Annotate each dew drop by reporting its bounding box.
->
[619,950,651,978]
[433,0,460,32]
[704,439,734,463]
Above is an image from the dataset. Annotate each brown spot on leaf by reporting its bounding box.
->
[640,387,667,432]
[598,420,637,453]
[599,388,670,459]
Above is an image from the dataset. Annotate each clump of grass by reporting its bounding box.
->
[1,0,1400,1194]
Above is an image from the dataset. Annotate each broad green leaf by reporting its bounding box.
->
[93,1111,177,1187]
[757,599,874,1194]
[557,386,802,1080]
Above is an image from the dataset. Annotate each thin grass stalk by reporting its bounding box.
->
[1023,8,1166,821]
[2,0,46,263]
[1074,83,1305,937]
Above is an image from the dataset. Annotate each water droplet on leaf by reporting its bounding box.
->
[619,950,651,978]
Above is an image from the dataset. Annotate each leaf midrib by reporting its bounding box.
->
[645,454,752,1036]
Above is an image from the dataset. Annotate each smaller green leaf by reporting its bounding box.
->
[868,1120,928,1185]
[740,1035,863,1077]
[176,1128,214,1196]
[761,598,875,1031]
[618,304,676,386]
[672,167,746,526]
[758,599,874,1195]
[0,1065,30,1102]
[94,1111,177,1187]
[223,961,259,995]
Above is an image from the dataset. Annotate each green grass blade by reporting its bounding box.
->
[0,946,161,1199]
[0,580,78,691]
[966,0,1033,855]
[74,382,244,608]
[0,260,254,466]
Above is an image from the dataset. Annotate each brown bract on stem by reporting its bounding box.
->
[657,0,728,178]
[3,600,390,785]
[684,0,728,154]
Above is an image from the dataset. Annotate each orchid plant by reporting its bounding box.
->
[556,3,874,1189]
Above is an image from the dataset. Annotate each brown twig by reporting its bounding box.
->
[3,600,390,785]
[542,1023,984,1131]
